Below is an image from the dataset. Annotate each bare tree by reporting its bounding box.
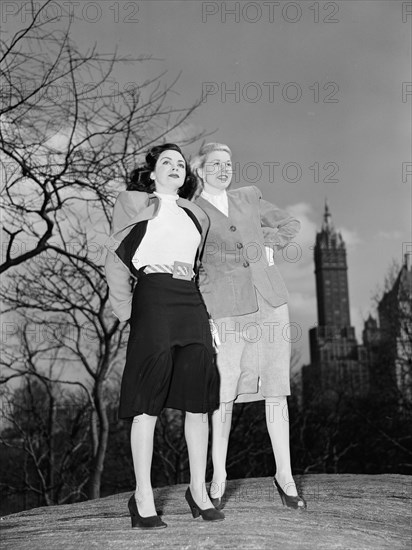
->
[0,371,91,510]
[153,410,189,486]
[0,222,129,500]
[294,256,412,476]
[0,0,206,274]
[0,0,207,505]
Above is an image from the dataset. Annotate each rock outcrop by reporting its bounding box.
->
[1,475,411,549]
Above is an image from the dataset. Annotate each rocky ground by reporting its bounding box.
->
[1,474,411,550]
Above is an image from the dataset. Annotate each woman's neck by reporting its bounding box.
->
[202,185,226,197]
[153,190,178,201]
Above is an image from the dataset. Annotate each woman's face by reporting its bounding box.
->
[200,150,233,193]
[150,149,186,194]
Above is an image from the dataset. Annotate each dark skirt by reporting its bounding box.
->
[119,273,220,419]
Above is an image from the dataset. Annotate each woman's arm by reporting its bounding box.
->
[104,193,136,322]
[254,186,300,250]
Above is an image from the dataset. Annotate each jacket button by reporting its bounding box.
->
[236,242,243,249]
[243,261,249,268]
[230,225,236,231]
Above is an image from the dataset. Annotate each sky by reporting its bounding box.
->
[3,0,411,365]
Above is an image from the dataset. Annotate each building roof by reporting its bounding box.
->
[316,200,345,249]
[380,254,412,306]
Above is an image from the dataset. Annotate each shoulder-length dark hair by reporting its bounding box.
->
[127,143,197,200]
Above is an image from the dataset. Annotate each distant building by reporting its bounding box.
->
[365,254,412,406]
[302,202,369,404]
[362,314,380,364]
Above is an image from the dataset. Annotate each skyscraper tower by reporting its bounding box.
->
[302,202,369,403]
[314,201,351,328]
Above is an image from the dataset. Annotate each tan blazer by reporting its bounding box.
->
[105,191,210,322]
[196,186,300,319]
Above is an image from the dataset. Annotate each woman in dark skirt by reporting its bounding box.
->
[105,144,223,529]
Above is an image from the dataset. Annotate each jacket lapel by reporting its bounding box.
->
[112,193,207,276]
[197,195,229,219]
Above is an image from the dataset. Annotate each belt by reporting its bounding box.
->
[142,261,195,281]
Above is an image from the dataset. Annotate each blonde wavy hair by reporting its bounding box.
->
[190,142,232,198]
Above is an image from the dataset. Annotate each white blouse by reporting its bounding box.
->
[132,192,200,269]
[201,189,229,217]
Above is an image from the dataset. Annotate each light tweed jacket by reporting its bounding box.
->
[196,186,300,319]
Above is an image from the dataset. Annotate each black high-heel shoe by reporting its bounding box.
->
[208,479,227,510]
[128,494,167,529]
[209,494,225,511]
[208,488,226,510]
[273,477,307,510]
[185,488,225,521]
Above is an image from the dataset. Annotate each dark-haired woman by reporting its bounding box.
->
[105,144,224,529]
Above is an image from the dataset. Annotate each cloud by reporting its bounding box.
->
[274,202,318,344]
[338,227,362,247]
[285,201,317,250]
[289,291,317,317]
[278,202,317,292]
[377,230,403,240]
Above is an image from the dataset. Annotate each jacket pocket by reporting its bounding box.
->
[200,273,236,318]
[264,264,289,300]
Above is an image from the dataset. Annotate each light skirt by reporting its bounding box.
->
[213,291,291,404]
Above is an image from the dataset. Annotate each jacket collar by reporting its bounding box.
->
[148,192,187,213]
[111,192,202,245]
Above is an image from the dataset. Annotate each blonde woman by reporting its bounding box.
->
[192,142,306,510]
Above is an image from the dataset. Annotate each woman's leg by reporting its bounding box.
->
[184,412,214,507]
[265,396,298,496]
[130,413,158,516]
[210,400,234,499]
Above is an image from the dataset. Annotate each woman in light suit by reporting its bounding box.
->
[193,142,306,510]
[105,144,224,529]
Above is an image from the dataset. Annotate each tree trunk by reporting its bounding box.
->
[87,384,109,500]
